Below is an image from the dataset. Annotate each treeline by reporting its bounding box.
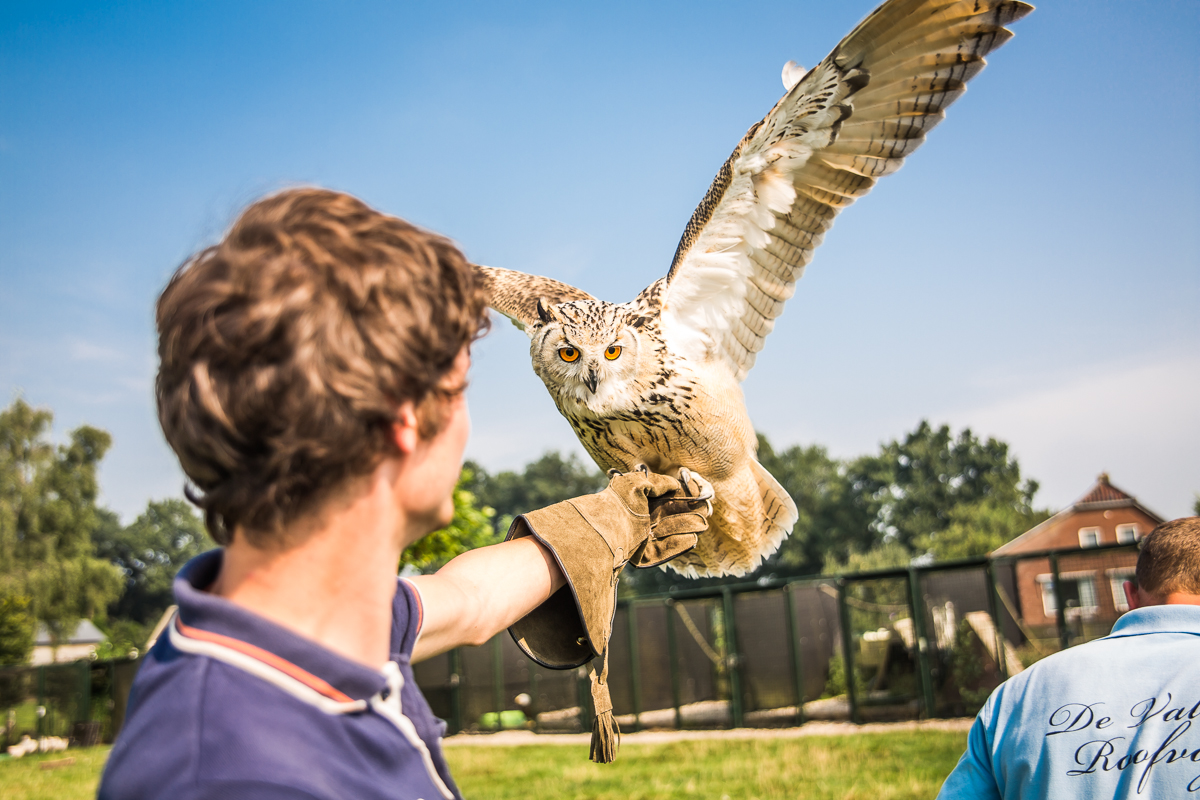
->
[0,392,1055,666]
[460,421,1052,595]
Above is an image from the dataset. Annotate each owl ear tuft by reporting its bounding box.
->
[536,297,554,324]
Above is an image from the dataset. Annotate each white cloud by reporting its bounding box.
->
[945,352,1200,519]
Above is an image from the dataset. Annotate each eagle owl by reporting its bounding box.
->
[479,0,1031,578]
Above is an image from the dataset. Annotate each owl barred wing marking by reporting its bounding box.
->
[475,266,596,330]
[659,0,1033,382]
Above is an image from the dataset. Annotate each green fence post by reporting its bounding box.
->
[528,660,540,732]
[665,599,683,730]
[784,584,806,726]
[907,567,936,718]
[626,605,643,732]
[721,589,744,729]
[577,665,593,732]
[449,648,463,735]
[837,579,860,725]
[491,636,505,723]
[985,563,1008,679]
[78,660,91,725]
[37,666,46,737]
[1050,554,1069,651]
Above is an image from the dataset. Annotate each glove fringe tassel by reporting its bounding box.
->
[588,649,620,763]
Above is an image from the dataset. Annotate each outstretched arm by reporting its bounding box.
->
[407,536,565,663]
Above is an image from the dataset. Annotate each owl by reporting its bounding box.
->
[479,0,1032,578]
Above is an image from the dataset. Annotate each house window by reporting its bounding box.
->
[1115,524,1139,544]
[1038,572,1099,618]
[1108,567,1136,612]
[1078,527,1102,548]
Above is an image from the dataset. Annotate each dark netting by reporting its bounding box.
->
[670,598,726,728]
[109,659,139,742]
[842,575,920,721]
[606,607,634,716]
[733,591,796,725]
[458,639,496,731]
[411,650,454,726]
[631,602,673,722]
[527,659,582,732]
[0,666,36,746]
[400,544,1145,736]
[788,581,841,704]
[497,634,537,723]
[991,560,1025,662]
[919,567,1005,717]
[39,662,87,737]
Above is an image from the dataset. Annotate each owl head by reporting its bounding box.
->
[529,298,640,412]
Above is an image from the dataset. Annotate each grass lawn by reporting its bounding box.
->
[1,746,112,800]
[447,731,967,800]
[0,730,966,799]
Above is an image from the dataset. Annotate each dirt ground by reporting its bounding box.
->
[443,718,973,747]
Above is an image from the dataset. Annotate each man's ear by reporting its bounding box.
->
[1123,580,1140,611]
[391,403,419,455]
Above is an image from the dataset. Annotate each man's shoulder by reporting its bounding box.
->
[100,648,358,800]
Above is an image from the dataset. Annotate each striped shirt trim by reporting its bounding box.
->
[169,615,367,715]
[401,578,425,652]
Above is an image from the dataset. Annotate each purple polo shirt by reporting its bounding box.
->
[99,550,461,800]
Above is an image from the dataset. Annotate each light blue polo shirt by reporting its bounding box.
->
[938,605,1200,799]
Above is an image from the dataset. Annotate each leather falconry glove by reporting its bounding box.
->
[504,468,714,763]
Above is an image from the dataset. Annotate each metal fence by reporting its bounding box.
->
[0,541,1139,746]
[414,541,1140,733]
[0,657,139,748]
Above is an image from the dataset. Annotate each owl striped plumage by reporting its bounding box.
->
[479,0,1032,578]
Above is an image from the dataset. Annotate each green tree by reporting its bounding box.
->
[401,466,499,573]
[0,399,123,649]
[464,452,606,536]
[1193,493,1199,516]
[915,497,1049,561]
[821,540,914,575]
[847,420,1041,557]
[0,591,35,666]
[758,436,879,575]
[93,499,211,627]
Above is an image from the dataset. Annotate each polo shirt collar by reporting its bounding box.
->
[173,549,388,702]
[1107,604,1200,638]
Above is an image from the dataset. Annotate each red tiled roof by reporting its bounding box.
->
[1076,473,1133,505]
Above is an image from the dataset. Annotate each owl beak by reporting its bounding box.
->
[584,367,599,394]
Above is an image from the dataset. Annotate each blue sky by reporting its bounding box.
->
[2,0,1197,524]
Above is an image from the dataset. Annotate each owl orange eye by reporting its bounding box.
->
[559,347,580,362]
[604,345,622,360]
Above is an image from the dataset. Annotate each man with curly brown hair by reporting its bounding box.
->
[99,189,711,799]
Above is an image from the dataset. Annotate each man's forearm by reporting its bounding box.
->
[408,537,566,662]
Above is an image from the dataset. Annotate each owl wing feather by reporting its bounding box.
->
[658,0,1032,381]
[475,265,597,330]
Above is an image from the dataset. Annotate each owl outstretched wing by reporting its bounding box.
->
[658,0,1032,381]
[476,266,596,330]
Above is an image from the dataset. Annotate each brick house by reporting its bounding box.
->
[992,474,1164,636]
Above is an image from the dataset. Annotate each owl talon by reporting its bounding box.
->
[678,468,693,495]
[633,463,650,475]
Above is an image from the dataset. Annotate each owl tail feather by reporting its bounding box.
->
[588,648,620,764]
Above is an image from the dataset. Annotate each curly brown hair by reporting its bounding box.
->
[1136,517,1200,596]
[156,188,489,546]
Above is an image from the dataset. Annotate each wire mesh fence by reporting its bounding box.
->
[0,658,139,748]
[417,541,1140,734]
[0,541,1141,746]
